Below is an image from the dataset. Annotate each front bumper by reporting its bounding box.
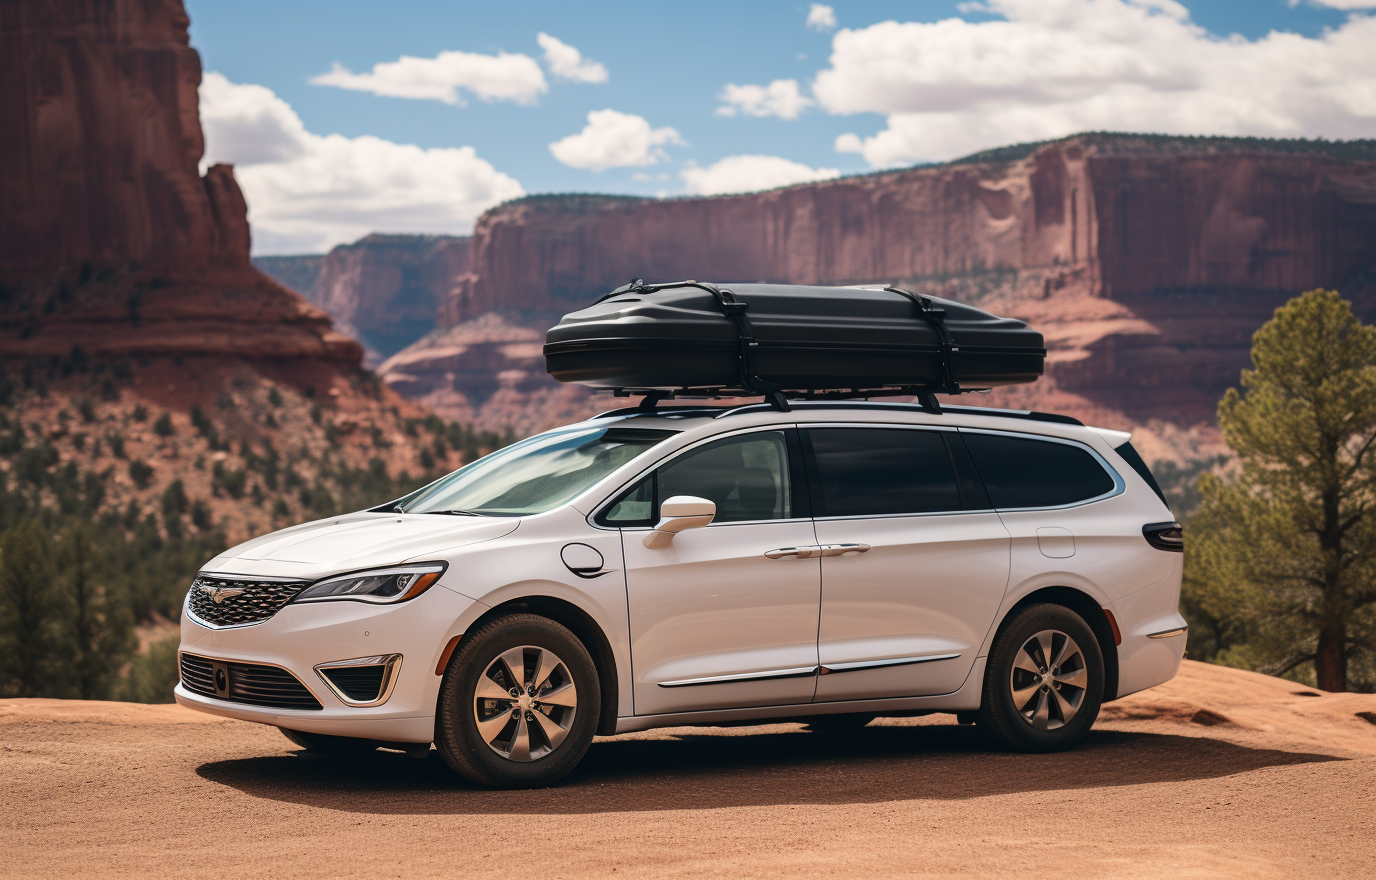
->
[175,582,478,743]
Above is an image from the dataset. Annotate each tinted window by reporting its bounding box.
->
[961,432,1116,509]
[400,427,677,516]
[1113,440,1169,508]
[807,428,961,517]
[658,431,794,523]
[603,476,654,525]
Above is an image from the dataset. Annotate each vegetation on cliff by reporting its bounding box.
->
[0,352,508,701]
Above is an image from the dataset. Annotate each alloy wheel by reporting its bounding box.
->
[1008,629,1087,731]
[473,645,578,761]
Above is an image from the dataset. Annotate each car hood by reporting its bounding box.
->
[199,512,520,580]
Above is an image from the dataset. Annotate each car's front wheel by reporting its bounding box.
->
[978,603,1105,752]
[435,613,600,788]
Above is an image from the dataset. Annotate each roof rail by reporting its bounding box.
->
[708,399,1084,426]
[592,398,1084,427]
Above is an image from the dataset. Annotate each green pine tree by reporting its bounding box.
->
[1185,290,1376,692]
[63,522,136,699]
[0,519,71,697]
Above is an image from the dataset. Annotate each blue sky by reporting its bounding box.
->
[184,1,1376,254]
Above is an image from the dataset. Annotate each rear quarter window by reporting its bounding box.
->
[960,432,1117,509]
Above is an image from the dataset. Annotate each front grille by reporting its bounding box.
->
[186,575,308,627]
[180,653,322,710]
[320,665,387,702]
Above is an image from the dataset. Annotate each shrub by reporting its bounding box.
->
[128,459,154,489]
[120,635,180,704]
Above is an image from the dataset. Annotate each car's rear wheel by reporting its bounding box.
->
[278,727,380,754]
[436,613,600,788]
[978,603,1104,752]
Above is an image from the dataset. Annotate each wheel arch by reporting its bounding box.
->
[463,595,621,736]
[998,586,1120,703]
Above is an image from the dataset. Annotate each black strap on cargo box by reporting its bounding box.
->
[602,279,791,411]
[885,286,961,398]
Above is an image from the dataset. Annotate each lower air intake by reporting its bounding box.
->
[320,666,387,702]
[179,653,322,710]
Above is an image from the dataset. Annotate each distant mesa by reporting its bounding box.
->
[272,134,1376,437]
[256,234,471,368]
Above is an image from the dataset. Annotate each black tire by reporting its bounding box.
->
[978,603,1105,752]
[278,727,380,754]
[805,713,877,732]
[435,613,600,788]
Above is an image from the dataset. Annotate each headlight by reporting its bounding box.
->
[292,563,447,605]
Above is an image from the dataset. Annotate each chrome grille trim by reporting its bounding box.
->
[185,574,309,629]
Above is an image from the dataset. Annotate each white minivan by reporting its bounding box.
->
[176,401,1187,788]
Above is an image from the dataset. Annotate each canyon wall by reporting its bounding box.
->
[0,0,358,365]
[0,0,469,546]
[257,234,469,364]
[384,136,1376,434]
[0,0,247,276]
[443,139,1376,323]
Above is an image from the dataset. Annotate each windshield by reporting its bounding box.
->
[399,426,678,516]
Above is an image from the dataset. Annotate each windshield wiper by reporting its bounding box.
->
[430,509,486,516]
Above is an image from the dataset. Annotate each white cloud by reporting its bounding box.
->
[807,4,839,31]
[200,73,524,254]
[681,155,841,196]
[537,33,609,83]
[813,0,1376,166]
[309,49,546,106]
[717,79,814,119]
[1303,1,1376,8]
[548,109,684,171]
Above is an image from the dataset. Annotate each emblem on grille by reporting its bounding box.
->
[200,584,246,604]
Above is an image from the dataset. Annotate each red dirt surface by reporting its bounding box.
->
[2,660,1372,879]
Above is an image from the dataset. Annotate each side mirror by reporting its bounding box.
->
[643,495,715,549]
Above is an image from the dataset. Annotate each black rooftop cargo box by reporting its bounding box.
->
[544,281,1045,397]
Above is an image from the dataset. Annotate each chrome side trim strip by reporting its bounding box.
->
[819,654,961,674]
[657,665,819,688]
[1146,627,1188,639]
[313,654,404,707]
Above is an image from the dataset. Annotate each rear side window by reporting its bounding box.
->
[960,432,1116,509]
[1113,440,1169,509]
[806,428,962,517]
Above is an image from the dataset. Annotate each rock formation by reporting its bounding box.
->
[0,0,495,546]
[0,0,358,365]
[382,135,1376,437]
[257,234,470,365]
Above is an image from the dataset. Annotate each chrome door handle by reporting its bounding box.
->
[820,543,871,557]
[764,545,822,559]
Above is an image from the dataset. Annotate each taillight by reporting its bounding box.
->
[1142,522,1183,552]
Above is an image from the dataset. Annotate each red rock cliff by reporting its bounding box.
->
[447,139,1376,320]
[0,0,358,364]
[258,235,469,364]
[411,136,1375,431]
[0,0,247,274]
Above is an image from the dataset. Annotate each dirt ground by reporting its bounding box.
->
[2,660,1373,880]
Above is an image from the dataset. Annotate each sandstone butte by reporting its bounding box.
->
[0,0,476,545]
[373,135,1376,446]
[0,0,359,365]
